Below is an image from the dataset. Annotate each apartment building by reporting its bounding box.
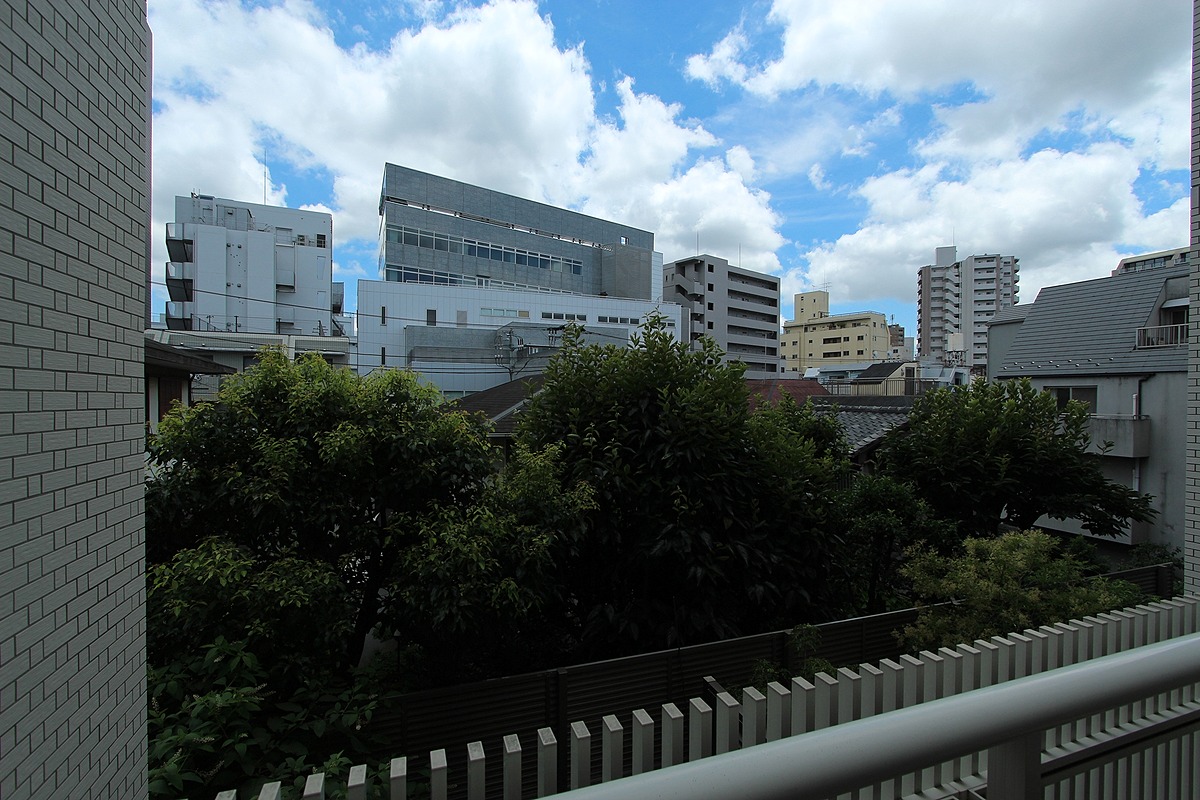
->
[917,246,1019,368]
[781,291,889,372]
[157,195,353,395]
[359,164,681,395]
[165,194,342,336]
[664,254,781,378]
[990,258,1188,549]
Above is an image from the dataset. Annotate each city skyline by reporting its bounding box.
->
[148,0,1190,335]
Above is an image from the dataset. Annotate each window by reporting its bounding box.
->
[707,303,713,311]
[381,306,387,326]
[857,335,864,341]
[857,350,864,355]
[426,309,436,327]
[707,284,714,292]
[380,347,386,366]
[1049,386,1097,413]
[708,321,714,329]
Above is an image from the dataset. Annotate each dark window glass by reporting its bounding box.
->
[434,235,449,251]
[419,233,434,248]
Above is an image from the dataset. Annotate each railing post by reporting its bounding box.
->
[503,734,521,800]
[430,749,448,800]
[467,741,485,800]
[741,687,766,747]
[987,731,1042,800]
[570,721,591,789]
[714,692,739,754]
[347,764,367,800]
[389,757,407,800]
[537,726,558,798]
[631,709,654,774]
[601,714,623,781]
[689,698,713,761]
[302,773,324,800]
[662,702,685,767]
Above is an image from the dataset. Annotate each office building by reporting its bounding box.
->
[664,254,781,378]
[917,246,1018,368]
[357,165,681,396]
[1,1,150,796]
[781,291,889,372]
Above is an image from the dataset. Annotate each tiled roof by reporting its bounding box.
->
[989,304,1030,325]
[810,396,916,455]
[451,373,545,435]
[994,265,1187,377]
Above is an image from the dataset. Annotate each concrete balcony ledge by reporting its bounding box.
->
[1087,414,1150,458]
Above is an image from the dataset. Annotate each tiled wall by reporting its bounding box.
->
[0,0,150,796]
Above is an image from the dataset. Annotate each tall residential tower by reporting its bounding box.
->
[917,246,1018,368]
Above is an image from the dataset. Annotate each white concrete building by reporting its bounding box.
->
[355,281,681,397]
[165,194,345,337]
[664,254,781,378]
[363,165,681,396]
[917,246,1018,368]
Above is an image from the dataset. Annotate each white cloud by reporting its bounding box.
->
[800,144,1188,306]
[806,164,829,191]
[148,0,788,306]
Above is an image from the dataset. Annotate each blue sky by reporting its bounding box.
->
[147,0,1191,336]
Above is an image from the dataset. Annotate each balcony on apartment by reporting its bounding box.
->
[165,261,195,302]
[164,300,194,331]
[1086,414,1151,458]
[1135,323,1188,348]
[165,222,194,263]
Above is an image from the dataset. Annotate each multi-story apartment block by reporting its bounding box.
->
[1112,246,1190,276]
[917,246,1018,368]
[781,291,889,372]
[2,1,150,796]
[358,165,681,395]
[165,194,340,336]
[664,254,781,378]
[157,195,351,396]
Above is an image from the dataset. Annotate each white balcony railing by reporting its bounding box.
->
[1135,323,1187,348]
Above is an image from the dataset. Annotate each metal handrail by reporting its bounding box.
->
[553,632,1200,800]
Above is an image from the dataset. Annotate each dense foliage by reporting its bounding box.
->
[877,378,1154,538]
[826,474,958,616]
[898,529,1143,650]
[517,317,848,654]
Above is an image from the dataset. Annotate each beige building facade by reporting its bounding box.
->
[782,291,890,372]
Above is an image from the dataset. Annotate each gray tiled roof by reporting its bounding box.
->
[994,265,1187,377]
[989,304,1030,325]
[811,397,914,454]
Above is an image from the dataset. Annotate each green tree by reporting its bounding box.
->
[877,378,1153,538]
[516,319,842,654]
[827,474,957,616]
[147,348,500,668]
[898,529,1143,651]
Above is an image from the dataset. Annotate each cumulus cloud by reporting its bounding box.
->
[801,144,1187,305]
[148,0,786,310]
[686,0,1189,319]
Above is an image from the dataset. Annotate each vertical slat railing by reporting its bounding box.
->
[221,597,1200,800]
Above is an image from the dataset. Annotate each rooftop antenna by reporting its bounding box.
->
[695,231,699,255]
[262,147,267,205]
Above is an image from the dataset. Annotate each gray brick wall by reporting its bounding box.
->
[1189,0,1200,595]
[0,1,149,797]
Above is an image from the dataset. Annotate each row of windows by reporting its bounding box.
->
[483,308,530,319]
[384,266,578,295]
[385,225,585,275]
[541,312,587,322]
